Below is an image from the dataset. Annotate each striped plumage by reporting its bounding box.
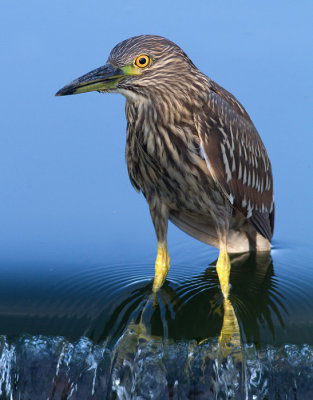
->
[56,34,274,293]
[111,35,274,252]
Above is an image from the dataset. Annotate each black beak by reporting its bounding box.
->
[55,63,125,96]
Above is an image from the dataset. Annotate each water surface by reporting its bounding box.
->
[0,238,313,398]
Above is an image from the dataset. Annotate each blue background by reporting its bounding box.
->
[1,1,312,268]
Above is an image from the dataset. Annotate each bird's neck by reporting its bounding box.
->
[121,72,210,125]
[124,89,202,170]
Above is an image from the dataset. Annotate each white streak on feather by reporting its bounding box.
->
[238,162,242,180]
[243,167,247,185]
[220,142,232,182]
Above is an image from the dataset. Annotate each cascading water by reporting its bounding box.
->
[0,332,313,399]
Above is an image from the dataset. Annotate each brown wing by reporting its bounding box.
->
[194,81,274,240]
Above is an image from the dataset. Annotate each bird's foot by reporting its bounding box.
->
[152,243,170,292]
[216,247,231,299]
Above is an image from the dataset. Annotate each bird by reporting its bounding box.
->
[56,35,274,298]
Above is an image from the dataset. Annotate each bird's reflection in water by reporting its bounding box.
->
[104,251,286,359]
[93,252,288,397]
[218,298,241,360]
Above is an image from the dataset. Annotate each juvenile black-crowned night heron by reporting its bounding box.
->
[56,35,274,298]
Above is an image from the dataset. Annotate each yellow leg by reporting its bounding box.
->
[152,242,170,292]
[216,246,231,299]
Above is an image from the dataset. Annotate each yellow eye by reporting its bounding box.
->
[135,54,150,68]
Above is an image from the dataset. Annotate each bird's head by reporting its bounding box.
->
[56,35,203,102]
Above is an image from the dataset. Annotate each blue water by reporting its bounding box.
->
[0,239,313,398]
[0,238,312,347]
